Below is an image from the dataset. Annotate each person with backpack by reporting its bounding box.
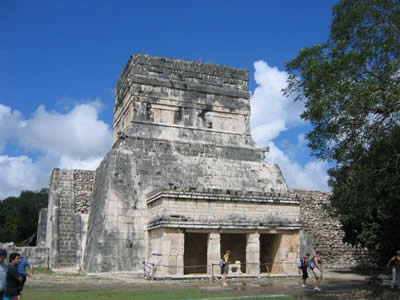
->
[309,251,323,291]
[220,250,231,286]
[387,250,400,289]
[298,253,310,288]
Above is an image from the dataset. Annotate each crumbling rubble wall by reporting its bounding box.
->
[294,189,369,269]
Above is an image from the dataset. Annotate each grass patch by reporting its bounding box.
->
[25,289,227,300]
[34,267,53,275]
[24,289,297,300]
[60,272,84,277]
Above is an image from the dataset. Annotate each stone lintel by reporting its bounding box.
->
[146,190,299,206]
[147,221,301,231]
[129,120,251,137]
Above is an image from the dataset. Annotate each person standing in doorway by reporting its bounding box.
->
[221,250,231,286]
[0,249,8,299]
[4,252,23,300]
[17,256,33,299]
[387,250,400,289]
[298,253,310,288]
[310,251,323,291]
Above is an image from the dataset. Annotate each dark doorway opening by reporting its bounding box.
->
[220,233,247,273]
[184,232,208,274]
[260,233,282,273]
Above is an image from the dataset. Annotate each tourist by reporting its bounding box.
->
[387,250,400,289]
[298,253,310,288]
[17,256,33,298]
[221,250,232,286]
[3,253,23,300]
[0,248,8,299]
[310,251,323,291]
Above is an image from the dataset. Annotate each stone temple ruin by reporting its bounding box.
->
[33,54,366,277]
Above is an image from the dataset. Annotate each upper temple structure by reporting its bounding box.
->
[39,54,366,277]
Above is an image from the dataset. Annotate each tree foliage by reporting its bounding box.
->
[0,189,48,245]
[285,0,400,260]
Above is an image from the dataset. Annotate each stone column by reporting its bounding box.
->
[246,232,260,275]
[280,232,299,274]
[163,229,184,276]
[207,232,221,275]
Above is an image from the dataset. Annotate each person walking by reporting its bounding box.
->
[310,251,323,291]
[387,250,400,289]
[0,249,8,299]
[17,256,33,299]
[298,253,310,288]
[3,252,23,300]
[221,250,232,286]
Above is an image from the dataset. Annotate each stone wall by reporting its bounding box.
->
[73,170,95,214]
[294,189,369,269]
[0,243,49,268]
[46,169,94,270]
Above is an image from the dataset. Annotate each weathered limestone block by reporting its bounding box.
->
[246,233,260,275]
[165,230,184,276]
[145,229,184,276]
[279,232,299,274]
[82,150,144,273]
[36,208,48,245]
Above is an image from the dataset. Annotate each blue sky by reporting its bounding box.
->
[1,0,337,199]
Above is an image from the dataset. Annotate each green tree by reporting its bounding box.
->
[0,189,48,245]
[285,0,400,260]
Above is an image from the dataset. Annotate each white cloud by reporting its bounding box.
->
[0,155,48,199]
[0,101,113,199]
[0,104,23,153]
[18,101,112,157]
[250,61,304,145]
[250,60,329,190]
[58,155,104,170]
[267,142,330,191]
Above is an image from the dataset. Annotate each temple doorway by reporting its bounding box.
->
[220,233,247,273]
[260,233,282,274]
[184,232,208,274]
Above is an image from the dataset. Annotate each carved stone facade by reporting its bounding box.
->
[42,55,366,276]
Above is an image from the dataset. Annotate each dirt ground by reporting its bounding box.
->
[25,270,400,300]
